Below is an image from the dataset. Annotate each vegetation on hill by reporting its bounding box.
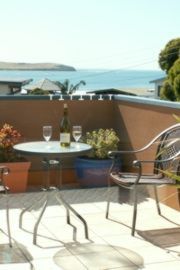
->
[0,62,76,71]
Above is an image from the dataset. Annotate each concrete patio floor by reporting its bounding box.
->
[0,186,180,270]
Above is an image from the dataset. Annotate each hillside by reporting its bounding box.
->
[0,62,76,71]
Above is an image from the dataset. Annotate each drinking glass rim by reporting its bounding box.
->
[73,125,82,128]
[43,125,52,128]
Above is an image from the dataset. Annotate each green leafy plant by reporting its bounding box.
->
[82,128,120,159]
[158,163,180,189]
[159,168,180,182]
[173,114,180,123]
[0,123,24,162]
[55,79,86,94]
[28,88,50,95]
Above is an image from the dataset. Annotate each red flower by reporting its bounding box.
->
[0,124,22,162]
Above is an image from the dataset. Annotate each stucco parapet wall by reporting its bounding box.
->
[114,95,180,109]
[0,94,179,109]
[0,94,114,101]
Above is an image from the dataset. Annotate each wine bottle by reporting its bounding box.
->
[60,103,71,147]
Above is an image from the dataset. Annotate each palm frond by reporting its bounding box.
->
[158,168,180,181]
[173,114,180,123]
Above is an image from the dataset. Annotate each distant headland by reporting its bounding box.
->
[0,62,76,71]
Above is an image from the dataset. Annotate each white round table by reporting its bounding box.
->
[13,141,92,245]
[14,141,92,156]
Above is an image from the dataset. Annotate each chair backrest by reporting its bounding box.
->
[155,123,180,174]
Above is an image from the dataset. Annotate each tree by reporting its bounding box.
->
[174,74,180,101]
[28,88,49,95]
[159,38,180,101]
[168,58,180,84]
[160,80,175,101]
[160,58,180,101]
[55,79,86,94]
[158,38,180,73]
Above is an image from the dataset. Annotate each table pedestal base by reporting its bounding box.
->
[19,188,89,245]
[19,158,89,246]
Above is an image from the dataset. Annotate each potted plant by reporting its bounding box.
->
[0,123,31,193]
[75,128,120,187]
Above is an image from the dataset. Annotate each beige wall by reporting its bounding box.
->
[0,84,10,94]
[114,99,179,211]
[0,99,116,188]
[0,99,115,140]
[0,97,179,209]
[114,100,179,170]
[0,98,179,174]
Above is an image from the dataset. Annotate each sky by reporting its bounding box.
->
[0,0,179,70]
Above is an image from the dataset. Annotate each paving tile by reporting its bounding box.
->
[53,254,87,269]
[143,260,180,269]
[0,244,28,264]
[76,249,137,269]
[89,219,131,237]
[132,245,176,264]
[32,257,65,270]
[0,187,179,269]
[105,267,140,270]
[0,263,32,270]
[102,234,153,249]
[64,238,114,255]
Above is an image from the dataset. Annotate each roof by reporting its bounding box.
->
[25,78,61,92]
[149,76,166,83]
[87,88,136,96]
[0,78,33,85]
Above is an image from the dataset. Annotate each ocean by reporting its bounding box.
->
[0,69,165,91]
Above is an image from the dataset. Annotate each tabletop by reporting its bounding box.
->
[13,141,92,157]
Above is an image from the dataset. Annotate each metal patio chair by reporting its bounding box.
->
[106,123,180,236]
[0,166,12,247]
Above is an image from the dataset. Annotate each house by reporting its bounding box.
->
[87,87,155,97]
[87,88,136,96]
[24,78,61,94]
[0,78,32,95]
[150,77,166,99]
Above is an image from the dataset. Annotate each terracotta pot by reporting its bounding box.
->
[1,161,31,193]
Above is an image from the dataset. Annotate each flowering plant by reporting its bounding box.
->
[82,128,120,159]
[0,124,23,162]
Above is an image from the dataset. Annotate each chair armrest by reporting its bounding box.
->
[133,152,180,167]
[0,166,9,175]
[109,124,180,159]
[108,149,140,158]
[0,166,10,191]
[108,138,159,158]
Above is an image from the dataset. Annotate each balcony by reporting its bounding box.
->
[0,94,180,269]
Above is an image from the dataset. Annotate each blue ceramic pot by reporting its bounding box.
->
[75,157,113,188]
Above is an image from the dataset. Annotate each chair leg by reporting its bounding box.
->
[154,186,161,215]
[6,195,12,247]
[106,200,110,219]
[177,188,180,208]
[33,197,49,245]
[105,179,112,219]
[132,186,138,236]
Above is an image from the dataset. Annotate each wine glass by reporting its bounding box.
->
[72,126,82,143]
[43,126,52,144]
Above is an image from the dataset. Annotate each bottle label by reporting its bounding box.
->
[60,133,70,143]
